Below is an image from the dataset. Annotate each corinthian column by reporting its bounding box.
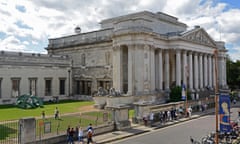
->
[182,51,187,87]
[150,46,155,93]
[164,50,170,90]
[208,55,213,88]
[112,46,123,92]
[158,49,163,90]
[176,49,181,86]
[199,53,203,89]
[204,54,208,88]
[194,52,199,91]
[127,45,134,95]
[188,52,193,90]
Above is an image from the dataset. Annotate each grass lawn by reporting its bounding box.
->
[0,100,134,142]
[0,100,94,121]
[0,100,111,142]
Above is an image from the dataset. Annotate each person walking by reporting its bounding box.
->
[87,129,93,144]
[54,107,59,119]
[142,113,148,126]
[66,126,71,144]
[87,123,93,131]
[69,128,75,144]
[78,127,84,144]
[149,112,154,127]
[41,111,45,120]
[188,106,192,118]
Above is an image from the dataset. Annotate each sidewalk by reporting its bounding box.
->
[74,108,215,144]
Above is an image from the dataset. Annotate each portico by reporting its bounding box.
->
[46,11,228,102]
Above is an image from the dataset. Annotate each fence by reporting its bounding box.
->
[35,110,112,142]
[0,120,19,144]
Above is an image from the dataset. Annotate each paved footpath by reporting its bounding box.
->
[69,101,240,144]
[72,108,217,144]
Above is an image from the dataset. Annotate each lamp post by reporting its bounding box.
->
[214,49,219,144]
[68,69,71,97]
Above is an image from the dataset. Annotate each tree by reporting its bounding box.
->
[226,57,240,89]
[169,86,192,102]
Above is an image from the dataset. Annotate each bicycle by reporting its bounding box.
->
[190,136,201,144]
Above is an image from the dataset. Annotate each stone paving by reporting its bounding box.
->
[72,108,216,144]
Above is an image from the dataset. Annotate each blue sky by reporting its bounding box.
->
[0,0,240,61]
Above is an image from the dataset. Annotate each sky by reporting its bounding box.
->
[0,0,240,61]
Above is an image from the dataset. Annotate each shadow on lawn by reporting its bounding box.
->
[0,123,18,140]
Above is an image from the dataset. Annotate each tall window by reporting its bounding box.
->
[45,78,52,96]
[75,80,92,95]
[59,79,66,95]
[29,78,37,96]
[12,78,20,97]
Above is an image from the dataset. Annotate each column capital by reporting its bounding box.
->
[159,48,163,51]
[112,45,121,51]
[182,50,187,54]
[192,51,199,55]
[188,51,193,55]
[199,52,204,56]
[163,49,169,53]
[175,49,181,53]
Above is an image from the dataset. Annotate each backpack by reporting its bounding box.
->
[88,130,92,138]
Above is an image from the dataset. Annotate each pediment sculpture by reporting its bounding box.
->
[182,29,216,47]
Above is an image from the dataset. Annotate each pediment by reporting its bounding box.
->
[181,28,216,47]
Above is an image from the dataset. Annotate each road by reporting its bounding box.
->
[113,107,240,144]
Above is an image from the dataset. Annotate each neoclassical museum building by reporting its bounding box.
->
[0,11,227,104]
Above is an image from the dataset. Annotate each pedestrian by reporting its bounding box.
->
[159,111,163,124]
[69,128,75,144]
[167,110,171,121]
[87,123,93,132]
[87,129,93,144]
[149,112,154,127]
[41,111,45,120]
[142,114,148,126]
[233,99,237,104]
[75,126,79,141]
[204,103,208,112]
[66,126,71,144]
[78,127,84,144]
[54,107,59,119]
[188,106,192,118]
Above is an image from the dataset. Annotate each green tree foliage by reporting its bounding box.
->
[226,57,240,89]
[170,86,182,102]
[169,86,191,102]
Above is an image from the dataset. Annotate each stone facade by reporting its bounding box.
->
[46,11,228,102]
[0,11,228,104]
[0,51,71,104]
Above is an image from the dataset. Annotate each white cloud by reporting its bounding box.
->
[0,36,26,51]
[0,0,239,60]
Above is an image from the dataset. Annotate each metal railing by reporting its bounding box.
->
[0,120,19,144]
[35,110,112,142]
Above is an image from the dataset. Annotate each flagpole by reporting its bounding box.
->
[214,49,219,144]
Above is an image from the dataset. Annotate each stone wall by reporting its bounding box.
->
[0,51,71,104]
